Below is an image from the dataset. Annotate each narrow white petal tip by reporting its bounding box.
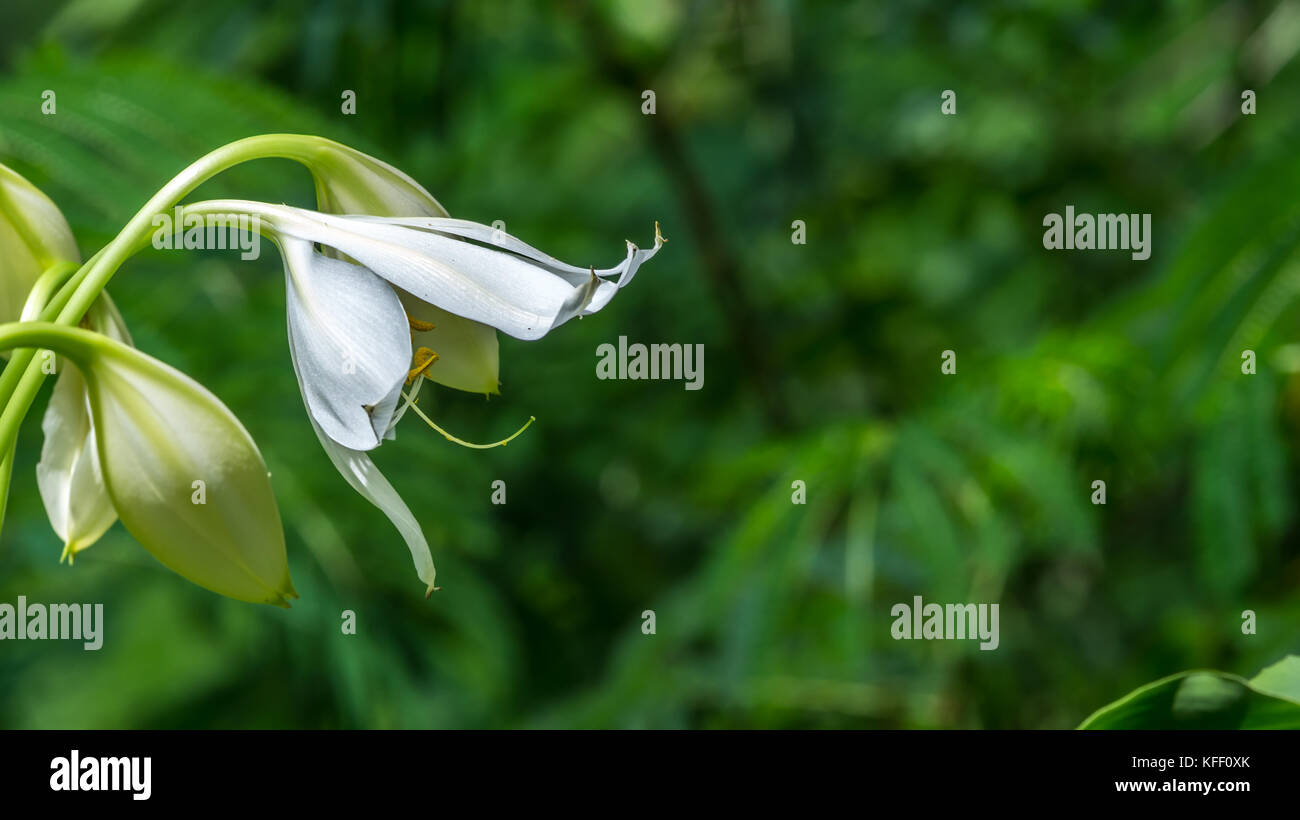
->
[299,403,438,596]
[626,223,666,255]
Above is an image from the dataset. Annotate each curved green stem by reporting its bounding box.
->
[57,135,335,328]
[0,441,13,537]
[0,323,111,361]
[20,261,81,321]
[0,135,335,465]
[0,261,85,537]
[0,258,92,408]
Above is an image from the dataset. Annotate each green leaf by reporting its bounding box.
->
[1250,656,1300,702]
[1079,656,1300,729]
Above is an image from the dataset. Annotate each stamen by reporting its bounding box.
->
[408,316,436,332]
[400,389,535,449]
[386,373,423,436]
[407,347,439,384]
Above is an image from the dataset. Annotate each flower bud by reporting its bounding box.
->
[0,162,79,323]
[303,137,448,219]
[66,328,295,605]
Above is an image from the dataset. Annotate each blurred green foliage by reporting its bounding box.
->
[0,0,1298,728]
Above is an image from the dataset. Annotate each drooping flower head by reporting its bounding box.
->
[187,139,663,593]
[248,198,662,594]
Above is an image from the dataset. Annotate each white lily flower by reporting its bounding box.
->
[264,143,492,594]
[228,199,659,593]
[188,140,661,595]
[209,199,661,454]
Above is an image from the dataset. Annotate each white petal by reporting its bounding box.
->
[35,366,116,555]
[280,237,412,451]
[361,216,664,319]
[350,216,659,288]
[272,210,661,341]
[291,334,436,592]
[34,291,133,557]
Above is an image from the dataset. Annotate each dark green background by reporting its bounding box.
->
[0,0,1297,728]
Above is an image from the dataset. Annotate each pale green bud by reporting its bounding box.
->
[22,325,296,606]
[303,137,448,219]
[0,163,79,323]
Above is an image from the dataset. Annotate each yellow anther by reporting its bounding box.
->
[407,347,439,384]
[408,316,436,333]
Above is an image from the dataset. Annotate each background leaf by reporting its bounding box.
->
[1079,656,1300,729]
